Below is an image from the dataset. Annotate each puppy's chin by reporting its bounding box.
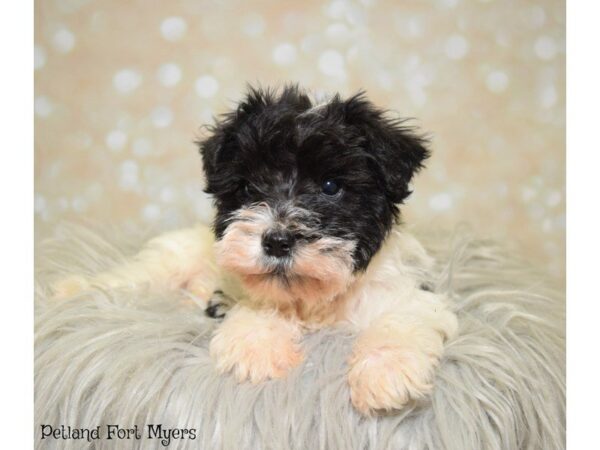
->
[214,207,356,314]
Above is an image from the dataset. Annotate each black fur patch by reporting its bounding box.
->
[205,290,234,319]
[198,85,430,272]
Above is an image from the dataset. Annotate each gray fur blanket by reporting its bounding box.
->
[34,224,565,450]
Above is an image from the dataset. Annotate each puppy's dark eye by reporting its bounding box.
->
[321,180,340,196]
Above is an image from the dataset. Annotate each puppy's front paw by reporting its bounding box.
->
[349,351,437,414]
[205,290,235,319]
[50,275,90,300]
[347,318,448,415]
[209,306,304,383]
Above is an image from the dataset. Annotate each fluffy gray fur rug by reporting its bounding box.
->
[35,224,565,450]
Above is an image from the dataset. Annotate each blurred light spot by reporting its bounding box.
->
[105,130,127,151]
[157,63,182,87]
[546,190,562,207]
[345,5,366,26]
[521,186,536,202]
[445,34,469,59]
[495,30,511,47]
[428,193,454,211]
[160,187,176,203]
[151,106,173,128]
[195,75,219,98]
[272,43,297,65]
[160,17,187,42]
[142,203,161,221]
[48,162,63,179]
[242,13,265,36]
[71,196,88,213]
[34,45,47,69]
[132,138,153,157]
[405,18,423,38]
[34,194,47,213]
[35,96,54,117]
[485,70,509,93]
[318,50,346,78]
[438,0,460,7]
[326,0,348,19]
[326,23,350,42]
[405,68,434,107]
[52,27,75,53]
[540,83,557,108]
[113,69,142,94]
[534,35,557,60]
[119,160,139,190]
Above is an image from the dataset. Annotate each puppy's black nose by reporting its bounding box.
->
[262,230,295,258]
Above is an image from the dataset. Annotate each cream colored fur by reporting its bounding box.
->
[52,223,457,415]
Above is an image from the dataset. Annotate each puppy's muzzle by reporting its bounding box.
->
[262,229,295,258]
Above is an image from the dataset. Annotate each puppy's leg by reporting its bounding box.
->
[51,225,218,299]
[347,291,458,415]
[209,305,305,383]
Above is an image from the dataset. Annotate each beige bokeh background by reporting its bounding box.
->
[34,0,565,280]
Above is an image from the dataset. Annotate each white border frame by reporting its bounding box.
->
[567,0,600,448]
[0,1,34,447]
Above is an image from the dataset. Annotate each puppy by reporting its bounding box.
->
[52,86,458,415]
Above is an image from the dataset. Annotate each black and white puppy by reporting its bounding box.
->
[53,85,458,415]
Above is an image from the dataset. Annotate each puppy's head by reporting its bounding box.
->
[198,85,429,307]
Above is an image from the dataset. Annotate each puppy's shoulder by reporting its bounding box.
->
[372,227,435,277]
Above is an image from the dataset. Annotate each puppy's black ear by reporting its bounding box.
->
[197,86,274,194]
[332,92,430,204]
[197,127,226,194]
